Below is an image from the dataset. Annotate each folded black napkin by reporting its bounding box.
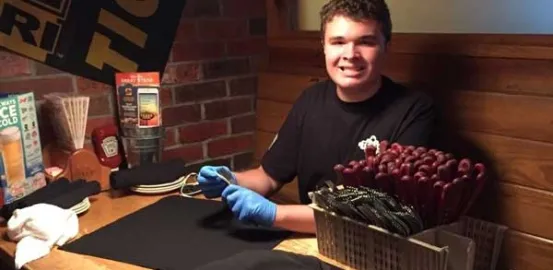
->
[110,159,189,190]
[43,180,101,209]
[0,178,101,220]
[193,250,342,270]
[60,196,292,270]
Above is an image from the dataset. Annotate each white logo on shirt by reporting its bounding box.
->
[358,135,380,155]
[268,134,278,150]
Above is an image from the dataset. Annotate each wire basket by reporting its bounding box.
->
[440,217,508,270]
[310,204,507,270]
[311,203,449,270]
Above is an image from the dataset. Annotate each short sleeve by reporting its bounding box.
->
[260,91,309,184]
[395,96,437,147]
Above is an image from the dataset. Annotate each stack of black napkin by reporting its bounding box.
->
[0,178,101,220]
[110,159,189,189]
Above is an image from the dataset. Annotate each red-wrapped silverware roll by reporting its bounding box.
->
[333,141,487,228]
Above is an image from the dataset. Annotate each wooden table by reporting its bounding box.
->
[0,190,350,270]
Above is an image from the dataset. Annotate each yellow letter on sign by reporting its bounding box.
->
[115,0,159,17]
[86,32,138,72]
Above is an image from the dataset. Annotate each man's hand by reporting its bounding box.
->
[197,166,237,198]
[222,185,277,227]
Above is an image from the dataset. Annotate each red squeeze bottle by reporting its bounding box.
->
[91,124,122,169]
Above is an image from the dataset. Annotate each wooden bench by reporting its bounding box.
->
[254,32,553,270]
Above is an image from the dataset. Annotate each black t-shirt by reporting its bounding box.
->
[261,76,436,204]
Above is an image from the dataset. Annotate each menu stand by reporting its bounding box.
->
[42,144,111,191]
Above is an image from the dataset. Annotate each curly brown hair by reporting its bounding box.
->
[319,0,392,43]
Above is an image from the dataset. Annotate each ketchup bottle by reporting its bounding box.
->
[91,124,122,169]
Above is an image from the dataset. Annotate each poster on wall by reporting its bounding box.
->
[0,0,187,85]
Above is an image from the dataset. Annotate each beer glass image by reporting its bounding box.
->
[0,126,26,187]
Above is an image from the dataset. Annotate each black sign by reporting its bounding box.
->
[0,0,187,85]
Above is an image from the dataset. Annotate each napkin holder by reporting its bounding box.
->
[42,144,111,191]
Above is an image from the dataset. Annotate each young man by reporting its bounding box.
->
[198,0,436,234]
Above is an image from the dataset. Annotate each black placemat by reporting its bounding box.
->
[194,250,342,270]
[60,196,292,270]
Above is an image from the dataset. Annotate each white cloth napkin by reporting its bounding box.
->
[6,203,79,269]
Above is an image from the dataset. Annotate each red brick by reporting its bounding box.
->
[162,104,202,126]
[227,38,267,57]
[178,120,228,143]
[231,114,255,133]
[182,0,220,17]
[162,63,201,85]
[197,19,248,40]
[160,87,173,107]
[87,94,112,117]
[0,51,31,77]
[202,58,250,79]
[34,62,64,75]
[163,128,177,148]
[163,144,204,163]
[0,77,74,98]
[174,81,226,104]
[207,134,254,157]
[186,158,231,173]
[229,76,256,96]
[174,21,197,42]
[85,116,117,139]
[76,77,112,94]
[221,0,265,17]
[36,104,55,146]
[204,97,253,120]
[172,42,225,62]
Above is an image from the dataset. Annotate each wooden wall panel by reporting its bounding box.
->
[453,92,553,143]
[258,73,326,103]
[270,34,553,60]
[500,231,553,270]
[256,99,292,133]
[494,183,553,239]
[254,130,275,161]
[268,46,553,97]
[463,132,553,192]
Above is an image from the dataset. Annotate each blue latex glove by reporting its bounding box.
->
[222,185,277,227]
[197,166,237,198]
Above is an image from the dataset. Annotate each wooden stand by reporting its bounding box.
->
[42,144,111,191]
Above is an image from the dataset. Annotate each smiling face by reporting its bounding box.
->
[323,15,388,100]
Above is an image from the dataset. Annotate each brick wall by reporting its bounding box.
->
[0,0,267,172]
